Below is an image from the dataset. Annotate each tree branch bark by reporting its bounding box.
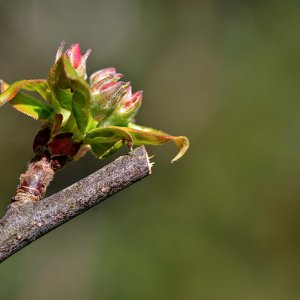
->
[0,146,151,264]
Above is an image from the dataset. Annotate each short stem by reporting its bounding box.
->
[13,155,55,203]
[13,127,82,203]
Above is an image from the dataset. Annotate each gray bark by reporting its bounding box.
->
[0,146,151,263]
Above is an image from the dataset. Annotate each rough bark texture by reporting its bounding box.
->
[13,156,55,203]
[0,146,151,263]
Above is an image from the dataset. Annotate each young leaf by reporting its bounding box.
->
[123,124,189,162]
[0,80,53,120]
[84,126,133,158]
[47,56,91,134]
[10,94,53,121]
[0,79,48,106]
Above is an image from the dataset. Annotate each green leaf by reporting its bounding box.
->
[0,80,53,120]
[10,94,53,121]
[0,79,48,106]
[85,124,189,162]
[125,123,189,162]
[47,56,91,135]
[84,126,133,158]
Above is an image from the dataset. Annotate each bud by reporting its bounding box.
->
[104,85,143,126]
[55,42,91,79]
[90,72,123,92]
[89,67,142,126]
[90,76,129,122]
[47,132,81,159]
[90,67,117,85]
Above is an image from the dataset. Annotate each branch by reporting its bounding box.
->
[0,146,151,263]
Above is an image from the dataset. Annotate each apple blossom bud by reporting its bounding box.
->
[90,73,124,93]
[103,85,143,126]
[55,42,91,79]
[90,79,129,122]
[65,43,82,69]
[90,67,117,85]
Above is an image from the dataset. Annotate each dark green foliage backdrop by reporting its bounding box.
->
[0,0,300,299]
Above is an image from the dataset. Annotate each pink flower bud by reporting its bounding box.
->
[66,43,82,69]
[55,42,91,79]
[90,73,124,94]
[91,78,129,122]
[125,90,143,109]
[90,67,117,85]
[76,49,92,79]
[102,84,143,126]
[117,85,143,114]
[89,66,142,125]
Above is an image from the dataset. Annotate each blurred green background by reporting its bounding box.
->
[1,0,300,299]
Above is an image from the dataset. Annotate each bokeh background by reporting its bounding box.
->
[0,0,300,299]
